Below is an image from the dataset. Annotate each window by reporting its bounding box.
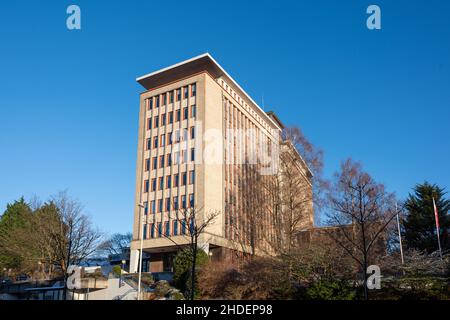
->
[153,136,158,149]
[148,98,153,110]
[158,199,163,213]
[144,180,149,193]
[164,221,170,237]
[162,93,167,105]
[183,107,188,120]
[168,111,173,124]
[191,105,196,118]
[167,154,172,166]
[175,130,181,143]
[143,224,147,239]
[184,86,188,99]
[189,171,195,185]
[165,198,171,211]
[146,138,151,150]
[158,223,162,237]
[181,220,186,235]
[160,134,166,147]
[159,155,165,168]
[147,118,152,130]
[190,148,195,162]
[168,132,173,145]
[152,157,157,170]
[155,96,160,108]
[174,152,180,165]
[173,197,179,210]
[143,201,148,215]
[173,221,178,236]
[151,200,156,214]
[190,127,195,139]
[166,176,171,188]
[182,150,187,164]
[189,193,195,207]
[182,172,187,186]
[189,219,194,233]
[176,89,181,101]
[181,195,186,209]
[150,223,155,238]
[151,178,157,191]
[175,109,181,122]
[170,92,174,103]
[154,116,159,128]
[161,113,166,126]
[174,174,179,187]
[158,177,164,190]
[145,158,150,171]
[191,84,196,97]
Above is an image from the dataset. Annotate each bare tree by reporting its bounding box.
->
[98,232,132,257]
[228,163,267,258]
[283,126,327,215]
[231,126,322,257]
[276,141,315,253]
[325,158,399,299]
[47,191,103,299]
[152,203,219,300]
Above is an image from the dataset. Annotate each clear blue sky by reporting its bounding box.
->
[1,1,449,234]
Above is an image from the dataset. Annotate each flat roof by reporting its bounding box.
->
[136,53,281,130]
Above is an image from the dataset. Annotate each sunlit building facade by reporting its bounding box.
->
[130,54,313,273]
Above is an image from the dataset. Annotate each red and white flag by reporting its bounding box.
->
[432,197,443,260]
[433,197,440,229]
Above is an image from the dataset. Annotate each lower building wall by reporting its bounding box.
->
[74,278,136,300]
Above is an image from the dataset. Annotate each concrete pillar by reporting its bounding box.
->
[129,249,139,273]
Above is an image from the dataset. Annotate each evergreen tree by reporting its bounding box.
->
[0,197,33,270]
[403,182,450,253]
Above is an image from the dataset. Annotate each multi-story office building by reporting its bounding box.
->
[130,54,313,273]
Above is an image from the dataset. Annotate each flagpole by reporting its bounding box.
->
[432,197,443,261]
[395,203,405,265]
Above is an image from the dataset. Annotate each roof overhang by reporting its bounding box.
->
[136,53,281,130]
[137,53,223,90]
[266,111,285,129]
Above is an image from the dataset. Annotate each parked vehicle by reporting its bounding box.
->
[15,275,30,282]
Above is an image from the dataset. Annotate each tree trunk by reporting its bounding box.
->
[190,237,197,300]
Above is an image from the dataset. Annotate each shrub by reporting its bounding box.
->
[154,280,172,298]
[112,265,122,277]
[198,261,242,299]
[304,280,356,300]
[173,249,209,299]
[171,290,185,300]
[198,257,294,300]
[85,268,105,279]
[141,273,154,286]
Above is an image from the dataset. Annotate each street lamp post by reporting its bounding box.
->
[137,203,145,301]
[120,259,126,288]
[37,261,42,281]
